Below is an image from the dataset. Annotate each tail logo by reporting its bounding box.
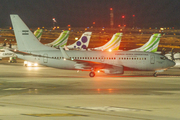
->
[75,36,88,49]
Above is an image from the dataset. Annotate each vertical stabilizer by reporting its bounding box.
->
[34,29,43,41]
[130,33,161,52]
[93,33,123,51]
[46,30,69,48]
[10,14,56,52]
[67,32,92,49]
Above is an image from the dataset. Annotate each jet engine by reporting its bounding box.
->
[103,66,124,75]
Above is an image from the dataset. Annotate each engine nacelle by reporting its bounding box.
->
[103,66,124,75]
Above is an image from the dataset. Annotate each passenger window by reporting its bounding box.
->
[160,57,165,60]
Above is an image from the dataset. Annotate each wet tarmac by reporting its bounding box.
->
[0,59,180,120]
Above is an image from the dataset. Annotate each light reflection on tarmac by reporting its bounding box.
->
[0,60,180,120]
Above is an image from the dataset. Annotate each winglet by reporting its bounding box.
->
[60,47,70,60]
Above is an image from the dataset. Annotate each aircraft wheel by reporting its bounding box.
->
[89,72,95,77]
[153,73,157,77]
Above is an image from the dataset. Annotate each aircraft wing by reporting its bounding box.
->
[70,59,121,70]
[60,47,122,70]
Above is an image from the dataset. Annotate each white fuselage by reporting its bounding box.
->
[16,50,174,71]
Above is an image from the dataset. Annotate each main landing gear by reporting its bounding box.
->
[89,72,95,77]
[153,72,157,77]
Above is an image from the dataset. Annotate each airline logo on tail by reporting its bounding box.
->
[67,32,92,50]
[34,29,43,41]
[130,33,161,52]
[93,33,123,51]
[46,30,70,48]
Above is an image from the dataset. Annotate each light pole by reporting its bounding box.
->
[110,8,114,28]
[122,15,125,26]
[132,15,135,28]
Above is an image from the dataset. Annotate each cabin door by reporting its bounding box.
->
[150,55,155,64]
[43,54,48,63]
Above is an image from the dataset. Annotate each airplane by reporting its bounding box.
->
[90,33,123,51]
[10,14,175,77]
[129,33,161,52]
[0,49,16,60]
[45,30,69,48]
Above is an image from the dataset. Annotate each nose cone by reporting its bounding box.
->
[168,60,176,67]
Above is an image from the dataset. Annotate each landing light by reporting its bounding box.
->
[34,63,38,66]
[27,63,32,66]
[75,37,78,40]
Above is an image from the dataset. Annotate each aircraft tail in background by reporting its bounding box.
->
[130,33,161,52]
[92,33,123,51]
[67,32,92,50]
[33,29,43,41]
[45,30,70,48]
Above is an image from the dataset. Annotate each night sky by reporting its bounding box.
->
[1,0,180,28]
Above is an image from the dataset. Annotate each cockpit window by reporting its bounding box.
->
[160,56,166,60]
